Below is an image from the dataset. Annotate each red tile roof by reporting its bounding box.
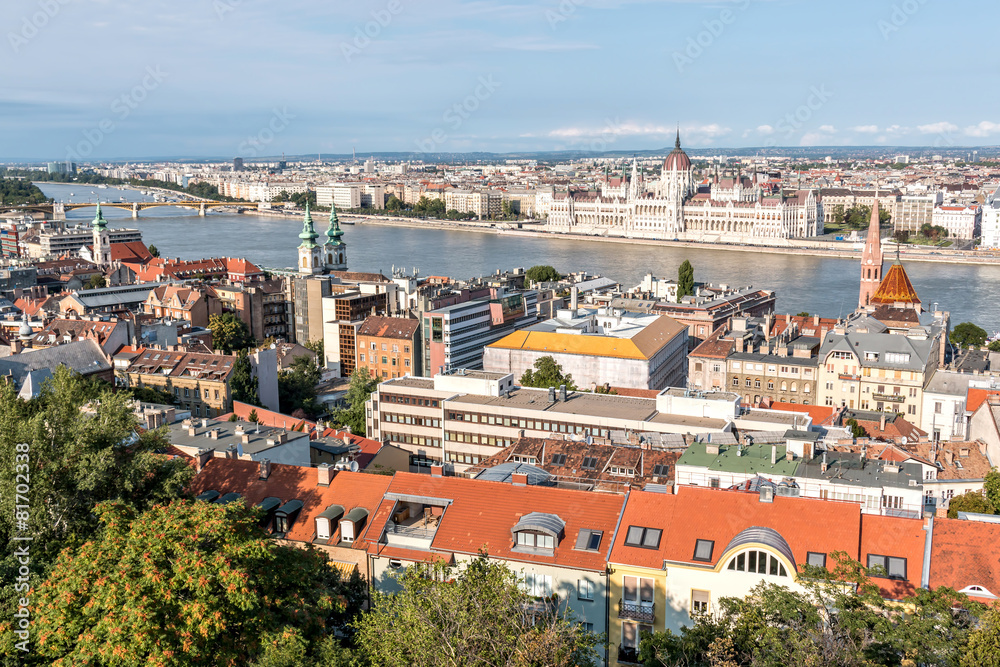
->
[364,472,624,572]
[967,388,1000,413]
[859,514,926,600]
[768,401,836,425]
[930,518,1000,603]
[188,458,391,546]
[609,486,862,572]
[232,400,314,432]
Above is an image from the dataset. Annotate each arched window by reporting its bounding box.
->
[726,549,788,577]
[790,383,797,393]
[803,384,811,393]
[780,381,787,391]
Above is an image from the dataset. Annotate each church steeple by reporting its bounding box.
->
[675,126,681,150]
[92,201,108,230]
[323,204,347,272]
[858,186,885,309]
[298,202,319,248]
[297,203,323,274]
[325,205,344,246]
[92,201,110,268]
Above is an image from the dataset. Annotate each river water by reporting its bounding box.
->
[37,183,1000,331]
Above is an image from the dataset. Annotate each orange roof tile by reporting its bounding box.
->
[610,487,862,573]
[768,401,836,425]
[967,388,1000,413]
[930,518,1000,603]
[870,262,921,305]
[859,514,926,600]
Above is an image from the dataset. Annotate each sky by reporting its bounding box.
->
[2,0,998,160]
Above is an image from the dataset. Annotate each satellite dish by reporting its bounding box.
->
[901,437,907,446]
[349,460,359,472]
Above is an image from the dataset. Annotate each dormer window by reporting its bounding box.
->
[315,504,345,542]
[512,512,565,554]
[274,499,303,537]
[581,457,599,470]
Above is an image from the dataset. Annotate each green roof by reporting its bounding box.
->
[298,202,318,248]
[92,201,108,230]
[677,442,801,477]
[325,205,344,246]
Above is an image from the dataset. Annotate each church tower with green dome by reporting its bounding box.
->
[91,201,111,268]
[323,204,347,272]
[297,203,324,275]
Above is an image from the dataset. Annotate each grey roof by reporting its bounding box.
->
[819,331,934,371]
[924,370,981,397]
[474,462,553,486]
[0,339,111,388]
[69,282,167,309]
[723,526,795,569]
[18,368,53,400]
[512,512,565,538]
[167,420,311,456]
[796,451,923,491]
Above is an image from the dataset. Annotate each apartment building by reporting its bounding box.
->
[366,371,741,472]
[321,289,390,377]
[423,289,538,375]
[124,348,237,418]
[932,204,981,240]
[144,284,222,329]
[356,316,420,379]
[893,193,942,235]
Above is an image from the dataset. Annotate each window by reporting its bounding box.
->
[867,555,906,580]
[652,464,669,477]
[623,576,654,605]
[691,589,710,614]
[806,552,827,568]
[579,622,594,633]
[522,572,553,597]
[578,579,595,601]
[732,378,739,386]
[693,539,714,561]
[517,532,554,550]
[550,454,567,466]
[581,456,599,470]
[624,526,662,549]
[726,549,788,577]
[576,529,603,551]
[360,353,365,362]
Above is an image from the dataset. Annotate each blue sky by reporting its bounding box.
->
[2,0,997,159]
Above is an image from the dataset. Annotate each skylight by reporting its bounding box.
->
[693,539,714,562]
[624,525,661,549]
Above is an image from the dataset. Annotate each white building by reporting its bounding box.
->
[316,183,361,210]
[544,133,823,243]
[980,185,1000,249]
[933,204,981,240]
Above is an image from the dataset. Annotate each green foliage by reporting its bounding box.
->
[126,384,176,405]
[248,409,259,423]
[951,322,988,349]
[278,354,323,418]
[795,311,810,317]
[273,190,317,209]
[0,367,194,643]
[304,338,324,363]
[413,196,446,216]
[148,244,161,258]
[0,176,50,205]
[520,356,576,391]
[333,366,379,436]
[919,223,950,241]
[677,260,694,302]
[209,312,255,354]
[640,552,984,667]
[948,490,995,517]
[984,469,1000,512]
[356,557,598,667]
[988,340,1000,353]
[845,417,867,438]
[831,203,845,225]
[524,265,561,285]
[23,500,357,666]
[86,273,107,289]
[843,204,892,230]
[963,608,1000,667]
[385,194,405,210]
[231,350,261,408]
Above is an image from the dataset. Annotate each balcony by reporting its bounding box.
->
[617,645,641,665]
[383,506,444,549]
[838,373,860,381]
[618,599,655,623]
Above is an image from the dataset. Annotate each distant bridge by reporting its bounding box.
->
[0,200,262,220]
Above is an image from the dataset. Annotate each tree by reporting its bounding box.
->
[951,322,988,349]
[304,338,324,363]
[126,384,176,405]
[831,204,845,225]
[278,354,323,418]
[385,194,405,211]
[333,366,379,436]
[231,350,261,407]
[86,273,107,289]
[0,367,194,641]
[796,311,811,318]
[984,469,1000,512]
[24,500,360,666]
[844,204,892,231]
[355,556,598,667]
[248,408,259,423]
[989,341,1000,353]
[524,265,561,285]
[677,259,694,302]
[948,490,995,517]
[963,608,1000,667]
[148,244,161,258]
[845,417,867,438]
[520,356,576,391]
[210,312,255,354]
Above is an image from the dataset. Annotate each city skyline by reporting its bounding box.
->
[3,0,999,159]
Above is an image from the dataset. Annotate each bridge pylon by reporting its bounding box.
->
[132,202,139,219]
[199,202,206,216]
[52,203,66,221]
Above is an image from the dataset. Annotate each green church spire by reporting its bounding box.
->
[92,201,108,230]
[325,204,344,246]
[298,202,318,248]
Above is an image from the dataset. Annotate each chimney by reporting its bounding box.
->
[759,485,774,503]
[935,504,948,518]
[259,458,271,480]
[10,340,22,354]
[560,384,567,401]
[706,444,720,455]
[770,444,777,465]
[241,433,251,445]
[549,386,556,402]
[786,450,794,462]
[209,429,219,440]
[945,450,954,466]
[195,447,213,472]
[201,418,209,428]
[317,462,333,486]
[430,464,443,477]
[570,285,579,310]
[511,472,528,486]
[225,444,238,459]
[187,425,197,437]
[879,413,886,431]
[821,451,828,473]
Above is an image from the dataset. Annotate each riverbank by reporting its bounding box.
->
[343,214,1000,267]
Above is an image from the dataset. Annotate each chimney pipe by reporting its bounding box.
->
[770,444,776,465]
[570,285,579,311]
[430,464,443,477]
[821,451,828,473]
[196,447,213,472]
[259,458,271,480]
[511,472,528,486]
[549,386,556,402]
[317,462,332,486]
[560,384,567,401]
[879,413,886,431]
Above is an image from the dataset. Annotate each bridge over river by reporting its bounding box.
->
[0,200,261,219]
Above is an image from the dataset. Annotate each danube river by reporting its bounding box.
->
[38,183,1000,331]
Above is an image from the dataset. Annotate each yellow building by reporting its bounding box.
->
[125,348,237,418]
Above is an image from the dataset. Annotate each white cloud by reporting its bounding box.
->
[818,125,836,133]
[852,125,879,133]
[541,121,730,145]
[964,121,1000,137]
[917,122,958,134]
[756,124,774,135]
